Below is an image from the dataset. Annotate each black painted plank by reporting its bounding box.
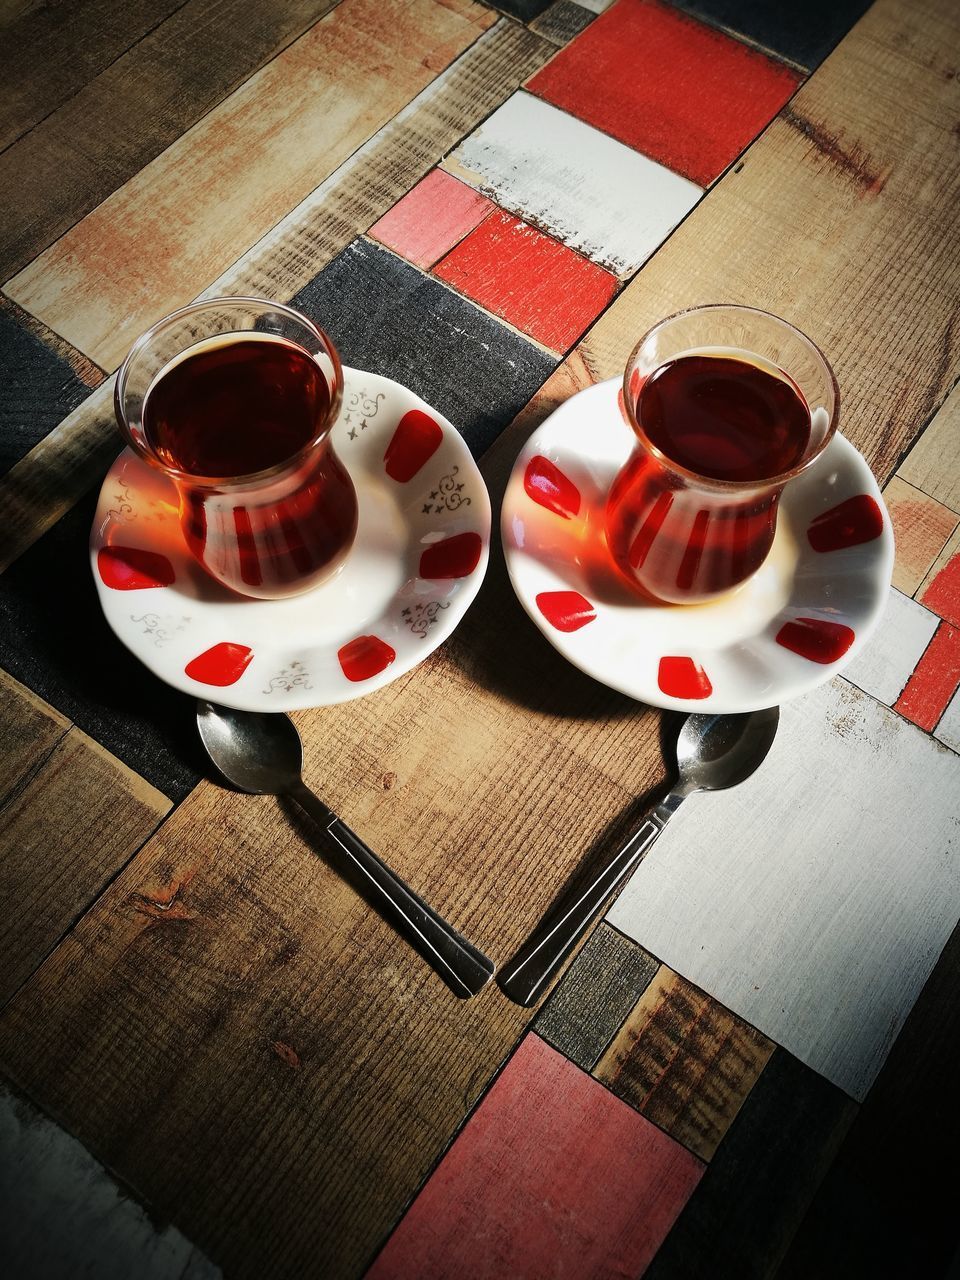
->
[531,1,597,46]
[480,0,555,23]
[535,922,659,1069]
[668,0,874,71]
[291,239,558,459]
[644,1049,857,1279]
[0,309,95,477]
[0,489,203,803]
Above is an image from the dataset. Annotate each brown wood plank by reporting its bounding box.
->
[0,673,170,1005]
[0,0,185,151]
[0,667,69,806]
[573,0,960,484]
[0,0,346,283]
[5,0,496,370]
[593,966,775,1162]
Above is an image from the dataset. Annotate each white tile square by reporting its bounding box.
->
[607,677,960,1100]
[444,91,702,276]
[934,685,960,753]
[843,587,939,705]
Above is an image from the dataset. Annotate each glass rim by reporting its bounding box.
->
[621,303,840,494]
[114,295,344,489]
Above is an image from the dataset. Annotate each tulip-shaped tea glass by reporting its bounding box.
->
[115,297,357,600]
[605,304,839,604]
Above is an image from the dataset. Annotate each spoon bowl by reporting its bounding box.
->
[499,706,780,1006]
[196,700,495,998]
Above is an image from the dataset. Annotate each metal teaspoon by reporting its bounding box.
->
[498,706,781,1007]
[196,700,495,998]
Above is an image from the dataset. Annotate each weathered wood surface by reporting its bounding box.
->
[5,0,495,371]
[0,0,346,282]
[0,670,170,1006]
[897,380,960,512]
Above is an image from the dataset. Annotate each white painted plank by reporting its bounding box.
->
[607,677,960,1101]
[443,91,702,275]
[575,0,615,12]
[934,685,960,753]
[843,587,939,705]
[0,1087,220,1279]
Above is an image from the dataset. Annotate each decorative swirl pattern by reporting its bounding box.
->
[422,465,472,514]
[401,600,450,638]
[263,660,313,694]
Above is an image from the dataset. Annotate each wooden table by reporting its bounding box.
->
[2,0,959,1276]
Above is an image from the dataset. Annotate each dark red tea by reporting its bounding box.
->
[606,350,812,603]
[143,334,330,476]
[638,352,811,481]
[143,335,356,599]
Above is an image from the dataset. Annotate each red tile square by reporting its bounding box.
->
[434,209,618,350]
[366,1034,704,1280]
[526,0,803,186]
[368,169,495,269]
[920,548,960,627]
[894,622,960,733]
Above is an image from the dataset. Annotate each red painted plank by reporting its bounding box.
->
[894,622,960,732]
[433,209,618,351]
[365,1033,704,1280]
[526,0,803,187]
[368,168,495,269]
[920,549,960,627]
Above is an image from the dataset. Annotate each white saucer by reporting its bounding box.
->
[90,368,491,711]
[502,378,894,712]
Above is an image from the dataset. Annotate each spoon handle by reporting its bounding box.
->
[290,781,495,998]
[498,794,684,1007]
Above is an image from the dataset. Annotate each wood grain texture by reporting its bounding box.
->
[6,0,496,370]
[0,668,69,807]
[882,475,959,596]
[534,922,659,1069]
[608,677,960,1101]
[893,620,960,731]
[0,1,349,283]
[433,208,618,351]
[572,0,960,485]
[366,1034,704,1280]
[526,0,803,187]
[593,966,775,1162]
[203,20,555,300]
[0,696,169,1006]
[529,0,597,45]
[644,1050,857,1280]
[897,380,960,511]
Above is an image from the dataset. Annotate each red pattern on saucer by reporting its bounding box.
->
[524,456,582,519]
[339,635,397,681]
[419,532,483,579]
[185,642,254,686]
[658,656,712,699]
[384,410,443,482]
[807,495,884,552]
[776,618,856,664]
[98,546,175,590]
[536,590,597,632]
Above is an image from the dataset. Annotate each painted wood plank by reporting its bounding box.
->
[5,0,496,371]
[0,0,183,150]
[526,0,803,186]
[529,0,597,45]
[291,237,558,458]
[882,475,959,597]
[897,381,960,512]
[484,0,554,21]
[0,717,169,1005]
[571,0,960,485]
[841,587,939,706]
[433,208,618,351]
[0,1086,220,1280]
[671,0,874,72]
[0,493,204,803]
[934,684,960,753]
[0,667,69,807]
[443,91,702,275]
[918,540,960,628]
[593,966,775,1162]
[0,0,346,283]
[775,919,960,1278]
[0,302,101,477]
[365,1033,704,1280]
[893,621,960,732]
[608,677,960,1101]
[534,922,659,1069]
[644,1050,857,1280]
[368,169,495,270]
[0,20,557,576]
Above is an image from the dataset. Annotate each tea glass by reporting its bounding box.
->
[604,304,839,604]
[115,297,357,600]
